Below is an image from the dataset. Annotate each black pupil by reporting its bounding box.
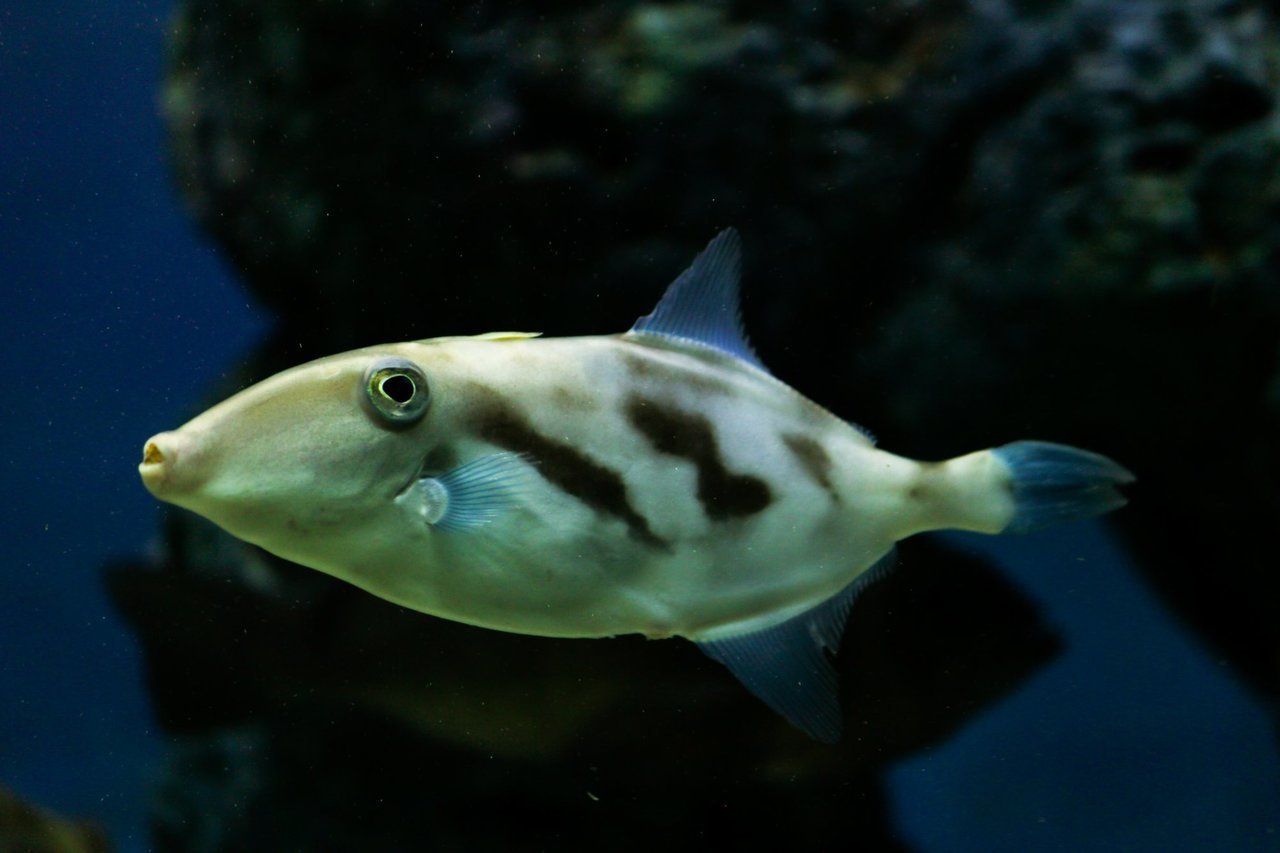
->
[381,374,415,405]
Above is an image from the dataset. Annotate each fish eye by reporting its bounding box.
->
[363,358,430,426]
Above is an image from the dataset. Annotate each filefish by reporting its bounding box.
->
[139,229,1132,741]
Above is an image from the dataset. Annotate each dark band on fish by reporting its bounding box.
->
[471,402,666,548]
[907,460,940,502]
[625,395,772,520]
[548,385,599,412]
[421,444,460,475]
[618,346,737,397]
[782,433,838,501]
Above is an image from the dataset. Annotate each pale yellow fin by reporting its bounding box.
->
[420,331,542,344]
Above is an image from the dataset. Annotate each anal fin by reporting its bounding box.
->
[696,551,896,742]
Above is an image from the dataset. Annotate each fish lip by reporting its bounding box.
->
[139,434,177,496]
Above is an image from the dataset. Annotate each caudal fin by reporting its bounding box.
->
[990,441,1134,534]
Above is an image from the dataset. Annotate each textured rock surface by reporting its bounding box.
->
[108,527,1054,849]
[854,0,1280,702]
[0,786,110,853]
[130,0,1280,846]
[162,0,978,355]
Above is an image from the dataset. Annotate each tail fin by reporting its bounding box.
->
[991,441,1134,534]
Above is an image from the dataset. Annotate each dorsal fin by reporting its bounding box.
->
[629,228,767,371]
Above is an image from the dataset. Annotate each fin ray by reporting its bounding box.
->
[696,550,896,742]
[420,452,534,530]
[629,228,768,371]
[991,441,1134,533]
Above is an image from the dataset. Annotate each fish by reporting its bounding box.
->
[138,228,1133,741]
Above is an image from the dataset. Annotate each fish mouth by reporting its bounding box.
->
[139,432,183,497]
[142,440,165,466]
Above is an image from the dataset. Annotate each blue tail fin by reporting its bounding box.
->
[991,441,1134,534]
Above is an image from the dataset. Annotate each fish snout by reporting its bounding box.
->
[139,431,205,499]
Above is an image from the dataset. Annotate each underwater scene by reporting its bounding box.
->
[3,0,1280,850]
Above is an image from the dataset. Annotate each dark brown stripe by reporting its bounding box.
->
[625,395,771,520]
[548,385,598,411]
[471,403,665,548]
[907,460,941,502]
[421,444,460,475]
[618,348,737,397]
[783,433,838,501]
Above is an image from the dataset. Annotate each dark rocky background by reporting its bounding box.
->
[120,0,1280,845]
[4,0,1280,850]
[155,0,1280,700]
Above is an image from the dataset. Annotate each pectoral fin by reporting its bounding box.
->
[414,452,534,530]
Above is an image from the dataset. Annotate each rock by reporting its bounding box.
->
[108,531,1055,848]
[136,0,1280,845]
[0,786,109,853]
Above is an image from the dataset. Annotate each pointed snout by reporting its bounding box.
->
[139,430,205,499]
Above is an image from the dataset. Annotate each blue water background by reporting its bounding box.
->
[1,2,266,848]
[0,3,1276,850]
[890,527,1279,851]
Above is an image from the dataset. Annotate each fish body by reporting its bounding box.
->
[141,230,1131,740]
